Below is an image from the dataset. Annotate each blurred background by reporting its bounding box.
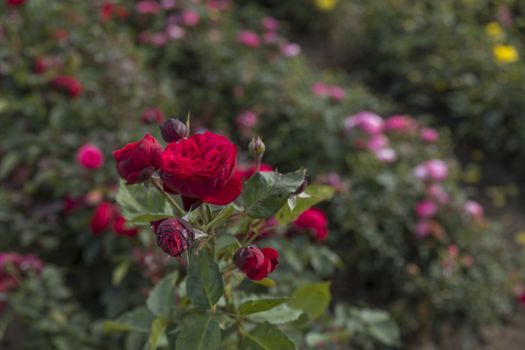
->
[2,0,525,349]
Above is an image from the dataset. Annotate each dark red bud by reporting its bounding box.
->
[160,118,188,143]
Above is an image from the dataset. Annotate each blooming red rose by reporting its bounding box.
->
[234,246,279,281]
[151,218,194,257]
[160,132,243,205]
[293,207,329,241]
[142,108,165,125]
[76,143,104,169]
[113,133,162,184]
[90,201,115,235]
[100,2,114,22]
[112,214,139,237]
[6,0,25,6]
[51,75,82,98]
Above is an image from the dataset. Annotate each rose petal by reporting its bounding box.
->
[204,171,243,205]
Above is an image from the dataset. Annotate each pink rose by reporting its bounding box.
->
[182,10,200,27]
[76,143,104,170]
[238,30,260,48]
[344,111,384,135]
[384,115,418,133]
[415,200,437,218]
[464,200,484,219]
[420,127,439,143]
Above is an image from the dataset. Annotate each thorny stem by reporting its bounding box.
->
[150,179,185,216]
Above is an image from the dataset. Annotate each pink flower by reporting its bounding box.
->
[426,184,449,204]
[142,108,165,124]
[182,10,200,27]
[344,111,384,135]
[76,143,104,170]
[462,255,474,268]
[420,127,439,143]
[238,30,260,48]
[167,25,184,39]
[328,86,346,102]
[311,82,330,96]
[415,220,431,238]
[413,159,448,182]
[263,31,278,44]
[375,148,397,163]
[426,159,448,181]
[236,110,258,129]
[136,1,160,14]
[384,115,417,133]
[464,200,484,219]
[415,200,437,219]
[366,134,389,152]
[447,245,459,258]
[150,32,168,47]
[281,42,301,57]
[161,0,176,10]
[261,16,279,31]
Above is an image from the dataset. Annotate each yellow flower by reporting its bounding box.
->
[485,21,503,39]
[516,232,525,246]
[493,44,519,63]
[314,0,338,11]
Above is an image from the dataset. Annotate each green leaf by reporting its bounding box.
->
[240,322,296,350]
[243,169,306,219]
[239,298,290,315]
[112,260,131,287]
[116,180,175,225]
[0,152,19,180]
[146,271,178,317]
[251,278,276,288]
[214,234,241,258]
[359,309,400,346]
[246,304,302,325]
[187,252,224,310]
[290,282,331,319]
[205,204,235,230]
[148,317,168,350]
[176,314,221,350]
[275,185,335,224]
[103,307,155,333]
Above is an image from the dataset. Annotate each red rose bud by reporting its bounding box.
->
[142,108,165,125]
[293,207,329,241]
[51,75,83,98]
[112,214,139,237]
[160,132,243,205]
[113,133,162,184]
[160,118,188,143]
[151,218,194,257]
[234,246,279,281]
[90,201,115,235]
[249,136,265,160]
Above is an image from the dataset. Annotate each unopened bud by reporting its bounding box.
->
[160,118,188,143]
[249,136,265,160]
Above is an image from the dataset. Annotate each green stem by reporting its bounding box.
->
[150,179,185,216]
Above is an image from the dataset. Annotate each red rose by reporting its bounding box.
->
[113,133,162,184]
[234,246,279,281]
[141,108,165,125]
[151,218,194,257]
[51,75,82,98]
[293,207,329,241]
[160,132,242,205]
[112,214,139,237]
[6,0,25,6]
[34,57,47,75]
[90,201,115,235]
[100,2,114,22]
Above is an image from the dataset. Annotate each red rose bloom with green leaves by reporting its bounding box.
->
[160,132,242,206]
